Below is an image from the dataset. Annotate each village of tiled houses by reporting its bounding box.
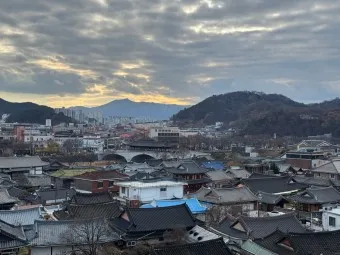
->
[0,120,339,255]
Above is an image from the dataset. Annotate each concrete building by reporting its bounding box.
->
[323,207,340,231]
[149,127,180,143]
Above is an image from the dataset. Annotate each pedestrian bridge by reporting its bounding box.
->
[98,150,210,163]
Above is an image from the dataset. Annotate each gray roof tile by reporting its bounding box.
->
[0,207,43,227]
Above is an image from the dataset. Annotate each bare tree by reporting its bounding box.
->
[62,218,114,255]
[62,138,83,154]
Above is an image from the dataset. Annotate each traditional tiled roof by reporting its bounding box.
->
[0,188,18,205]
[225,169,251,179]
[288,230,340,255]
[257,191,286,205]
[191,186,258,205]
[140,198,207,214]
[73,170,128,180]
[312,160,340,174]
[30,219,119,247]
[288,186,340,204]
[214,213,306,240]
[7,186,28,199]
[254,230,295,255]
[151,238,233,255]
[70,192,113,205]
[0,156,49,169]
[50,168,96,178]
[292,175,333,187]
[0,207,42,227]
[243,176,307,194]
[110,204,196,237]
[206,171,231,181]
[0,220,27,249]
[166,161,208,175]
[54,201,121,220]
[37,188,75,202]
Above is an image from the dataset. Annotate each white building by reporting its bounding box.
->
[322,207,340,231]
[116,180,186,203]
[149,127,180,142]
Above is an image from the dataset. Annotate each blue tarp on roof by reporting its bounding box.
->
[140,198,207,214]
[201,161,224,170]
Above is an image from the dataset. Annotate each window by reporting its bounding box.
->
[331,174,335,179]
[97,182,103,189]
[121,187,126,194]
[160,187,167,192]
[108,181,114,187]
[329,216,336,227]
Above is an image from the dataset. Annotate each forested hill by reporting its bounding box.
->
[0,98,71,125]
[172,91,340,137]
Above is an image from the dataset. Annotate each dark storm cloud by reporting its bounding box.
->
[1,0,340,104]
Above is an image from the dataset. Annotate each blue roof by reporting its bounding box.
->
[201,161,224,170]
[140,198,207,214]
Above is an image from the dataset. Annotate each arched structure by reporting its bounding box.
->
[102,153,127,162]
[130,154,156,163]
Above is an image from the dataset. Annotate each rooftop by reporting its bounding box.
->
[0,188,18,205]
[70,192,113,205]
[0,156,49,169]
[289,186,340,204]
[50,168,96,178]
[116,180,187,188]
[73,170,128,180]
[0,207,42,227]
[166,161,208,175]
[151,238,233,255]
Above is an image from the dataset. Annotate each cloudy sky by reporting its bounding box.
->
[1,0,340,107]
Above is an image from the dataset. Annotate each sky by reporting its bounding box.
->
[1,0,340,108]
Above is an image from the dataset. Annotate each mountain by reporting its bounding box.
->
[71,99,187,120]
[172,91,340,137]
[0,98,71,125]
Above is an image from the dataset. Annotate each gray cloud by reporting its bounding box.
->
[1,0,340,104]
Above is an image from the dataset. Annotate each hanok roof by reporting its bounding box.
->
[214,213,306,240]
[0,188,18,205]
[288,230,340,255]
[110,204,196,236]
[0,219,27,249]
[312,160,340,174]
[50,168,96,178]
[206,171,231,182]
[298,139,331,148]
[257,191,286,205]
[30,219,119,247]
[225,169,251,179]
[0,156,49,170]
[166,161,208,175]
[277,164,293,173]
[7,186,28,199]
[292,175,333,187]
[73,170,128,180]
[289,186,340,204]
[253,230,295,255]
[192,186,258,205]
[0,207,42,227]
[242,176,307,194]
[54,201,121,220]
[37,188,75,202]
[140,198,207,214]
[151,238,233,255]
[70,192,113,205]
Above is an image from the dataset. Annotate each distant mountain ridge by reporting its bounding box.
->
[70,99,187,120]
[172,91,340,137]
[0,98,71,125]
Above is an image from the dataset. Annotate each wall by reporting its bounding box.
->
[322,211,340,231]
[74,179,120,193]
[120,185,184,203]
[31,246,73,255]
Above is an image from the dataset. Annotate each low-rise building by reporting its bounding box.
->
[322,207,340,231]
[116,180,186,205]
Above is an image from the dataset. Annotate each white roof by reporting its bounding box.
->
[116,180,187,188]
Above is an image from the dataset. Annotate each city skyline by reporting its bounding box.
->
[1,0,340,107]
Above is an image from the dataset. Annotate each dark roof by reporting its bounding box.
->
[166,161,208,175]
[70,192,113,205]
[111,204,196,235]
[257,191,286,205]
[192,186,258,205]
[0,220,27,249]
[151,238,233,255]
[292,175,333,187]
[0,207,42,227]
[248,173,276,179]
[215,213,306,240]
[7,186,28,199]
[289,186,340,204]
[30,219,119,246]
[37,188,75,202]
[0,188,18,205]
[254,230,295,255]
[243,176,307,194]
[288,230,340,255]
[128,140,175,148]
[54,201,121,220]
[74,170,128,180]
